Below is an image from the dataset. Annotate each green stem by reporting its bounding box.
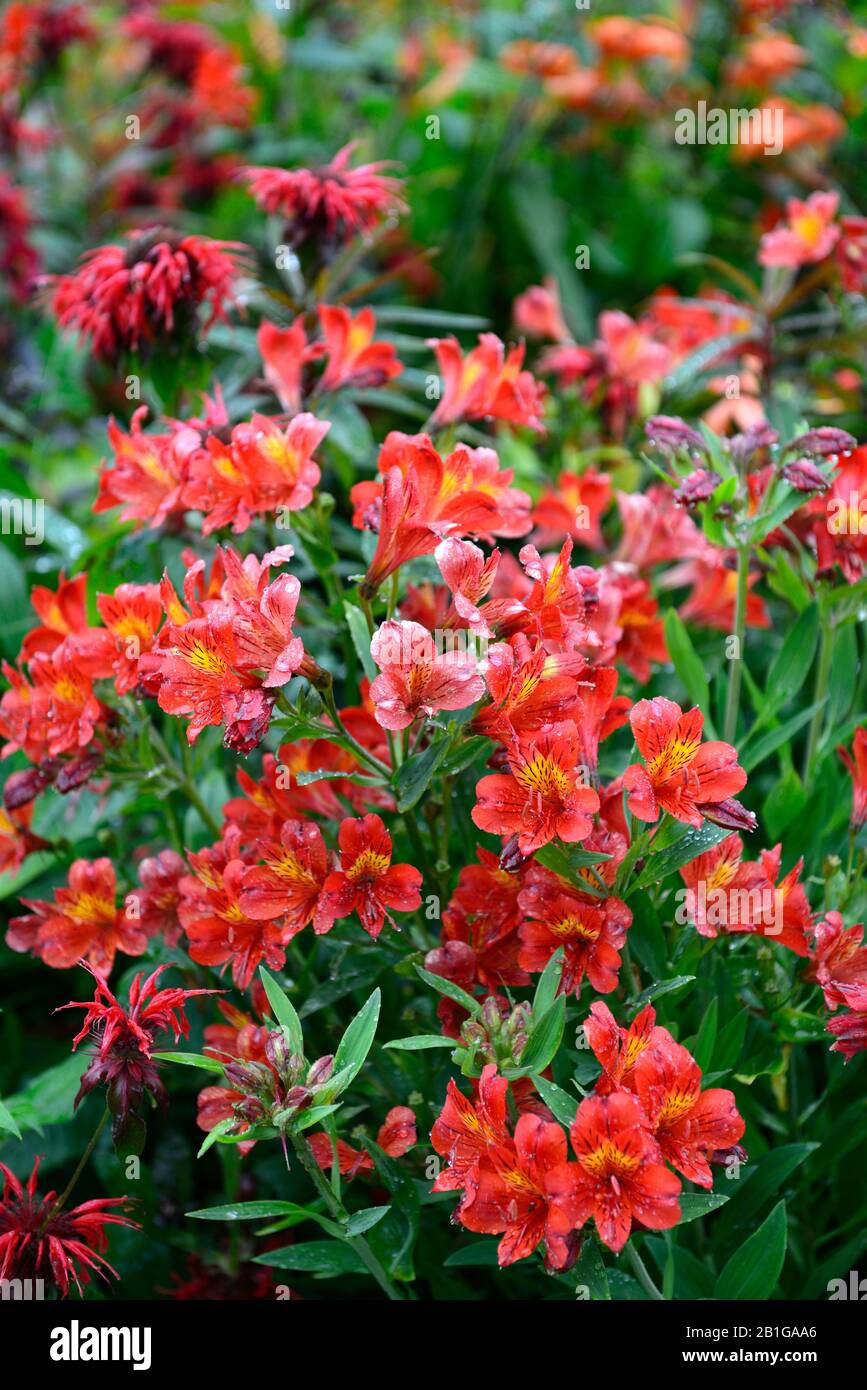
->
[47,1106,110,1222]
[319,684,391,778]
[148,724,221,839]
[290,1133,403,1301]
[723,545,750,746]
[626,1241,665,1301]
[802,619,833,783]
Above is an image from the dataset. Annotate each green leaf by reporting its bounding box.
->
[531,948,564,1018]
[534,841,612,885]
[762,602,818,714]
[573,1240,611,1299]
[664,611,713,731]
[384,1035,455,1051]
[740,700,826,774]
[186,1201,316,1222]
[414,964,479,1016]
[691,998,718,1073]
[532,1075,579,1126]
[443,1242,500,1268]
[395,737,450,812]
[634,975,696,1007]
[153,1052,225,1073]
[677,1192,729,1224]
[717,1143,817,1239]
[343,1205,390,1237]
[332,988,381,1090]
[0,1096,22,1139]
[632,823,730,888]
[343,601,377,682]
[516,997,566,1075]
[259,966,304,1056]
[715,1200,787,1300]
[252,1241,367,1276]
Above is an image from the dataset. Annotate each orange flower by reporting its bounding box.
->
[472,720,600,854]
[7,858,147,972]
[623,697,747,828]
[428,333,546,432]
[318,305,402,391]
[317,814,423,938]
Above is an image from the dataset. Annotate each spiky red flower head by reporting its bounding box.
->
[242,142,407,246]
[47,228,245,359]
[0,1155,138,1297]
[56,964,216,1145]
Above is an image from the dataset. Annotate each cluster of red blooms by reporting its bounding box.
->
[431,1000,744,1265]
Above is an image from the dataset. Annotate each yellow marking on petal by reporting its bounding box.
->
[581,1141,641,1178]
[184,641,228,675]
[658,1088,696,1125]
[516,753,570,800]
[64,891,116,924]
[648,736,700,780]
[548,913,599,942]
[347,847,391,881]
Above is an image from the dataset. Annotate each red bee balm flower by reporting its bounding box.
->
[48,229,245,359]
[318,814,422,937]
[0,1156,138,1298]
[57,965,215,1144]
[623,697,747,828]
[242,143,407,244]
[545,1091,681,1253]
[472,721,600,854]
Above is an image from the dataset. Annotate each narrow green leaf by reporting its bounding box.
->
[343,601,377,682]
[715,1200,787,1299]
[343,1205,390,1237]
[385,1035,455,1051]
[532,1075,579,1127]
[186,1201,315,1221]
[153,1051,225,1073]
[664,610,713,730]
[260,966,304,1056]
[518,997,566,1074]
[414,964,479,1016]
[332,988,381,1089]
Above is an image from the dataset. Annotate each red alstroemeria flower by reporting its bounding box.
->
[460,1112,580,1270]
[429,333,546,432]
[57,964,215,1141]
[257,316,308,414]
[517,864,631,995]
[95,582,163,694]
[811,446,867,585]
[94,408,189,528]
[179,832,292,990]
[318,814,422,938]
[583,1000,663,1093]
[308,1105,417,1177]
[473,639,583,741]
[6,858,147,972]
[472,721,600,855]
[352,431,530,595]
[20,571,103,663]
[545,1091,681,1253]
[429,848,532,1018]
[630,1034,745,1188]
[758,190,840,268]
[431,1063,511,1192]
[318,305,402,391]
[806,911,867,1011]
[838,728,867,829]
[26,643,107,758]
[132,848,186,945]
[679,833,747,938]
[369,619,485,730]
[571,664,631,775]
[151,612,247,743]
[242,143,407,243]
[239,820,330,936]
[513,277,570,342]
[623,697,747,828]
[598,569,669,684]
[435,537,500,635]
[0,1156,138,1298]
[531,469,612,550]
[724,844,813,956]
[48,229,245,359]
[0,799,44,876]
[184,412,329,535]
